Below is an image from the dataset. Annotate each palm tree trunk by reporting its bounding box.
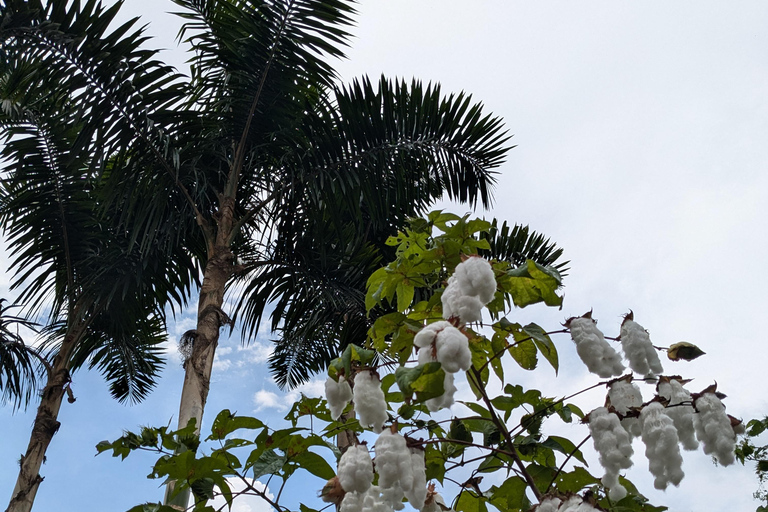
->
[165,197,236,510]
[6,325,84,512]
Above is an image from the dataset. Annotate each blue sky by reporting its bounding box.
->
[3,1,768,511]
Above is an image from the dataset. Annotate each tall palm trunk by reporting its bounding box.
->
[6,323,86,512]
[166,196,236,509]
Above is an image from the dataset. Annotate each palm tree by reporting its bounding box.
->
[0,0,538,509]
[0,30,198,512]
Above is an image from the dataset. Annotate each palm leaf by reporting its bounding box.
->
[0,299,43,410]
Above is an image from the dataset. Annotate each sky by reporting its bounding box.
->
[2,1,768,511]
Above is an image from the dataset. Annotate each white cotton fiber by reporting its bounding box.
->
[536,497,562,512]
[693,393,736,466]
[338,444,374,494]
[435,326,471,373]
[325,375,353,421]
[414,321,451,349]
[441,257,496,324]
[354,371,389,433]
[588,407,634,501]
[657,379,698,451]
[640,402,685,490]
[620,319,664,377]
[374,430,414,494]
[426,371,457,412]
[569,317,625,378]
[404,449,427,509]
[453,257,497,303]
[607,379,643,437]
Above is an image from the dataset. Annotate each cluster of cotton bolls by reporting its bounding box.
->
[536,495,599,511]
[567,312,669,380]
[333,430,434,512]
[587,374,740,496]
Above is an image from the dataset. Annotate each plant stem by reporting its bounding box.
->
[469,367,543,501]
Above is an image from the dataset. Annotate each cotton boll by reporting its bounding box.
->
[693,393,736,466]
[426,371,456,412]
[354,371,389,433]
[453,257,497,304]
[620,319,664,377]
[325,375,353,421]
[588,407,633,501]
[404,449,427,509]
[441,277,485,324]
[658,379,698,450]
[418,345,437,366]
[338,444,374,494]
[340,491,364,512]
[361,486,395,512]
[374,430,414,495]
[382,484,406,511]
[559,495,598,512]
[435,326,471,373]
[608,380,643,415]
[536,497,562,512]
[640,402,685,489]
[568,317,625,378]
[414,321,452,349]
[608,379,644,437]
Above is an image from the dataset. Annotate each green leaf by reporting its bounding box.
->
[542,436,587,465]
[551,466,599,493]
[190,478,215,501]
[449,418,473,443]
[455,491,488,512]
[508,339,538,371]
[293,450,336,480]
[523,323,558,374]
[208,410,265,441]
[503,260,563,308]
[395,363,446,402]
[300,505,322,512]
[424,444,447,483]
[248,449,286,478]
[488,476,530,511]
[396,280,415,311]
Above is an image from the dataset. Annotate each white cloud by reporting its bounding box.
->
[209,478,274,512]
[253,390,285,412]
[252,378,325,413]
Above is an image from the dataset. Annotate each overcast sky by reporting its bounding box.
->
[2,1,768,512]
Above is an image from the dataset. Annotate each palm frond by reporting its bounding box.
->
[479,219,569,276]
[0,299,43,410]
